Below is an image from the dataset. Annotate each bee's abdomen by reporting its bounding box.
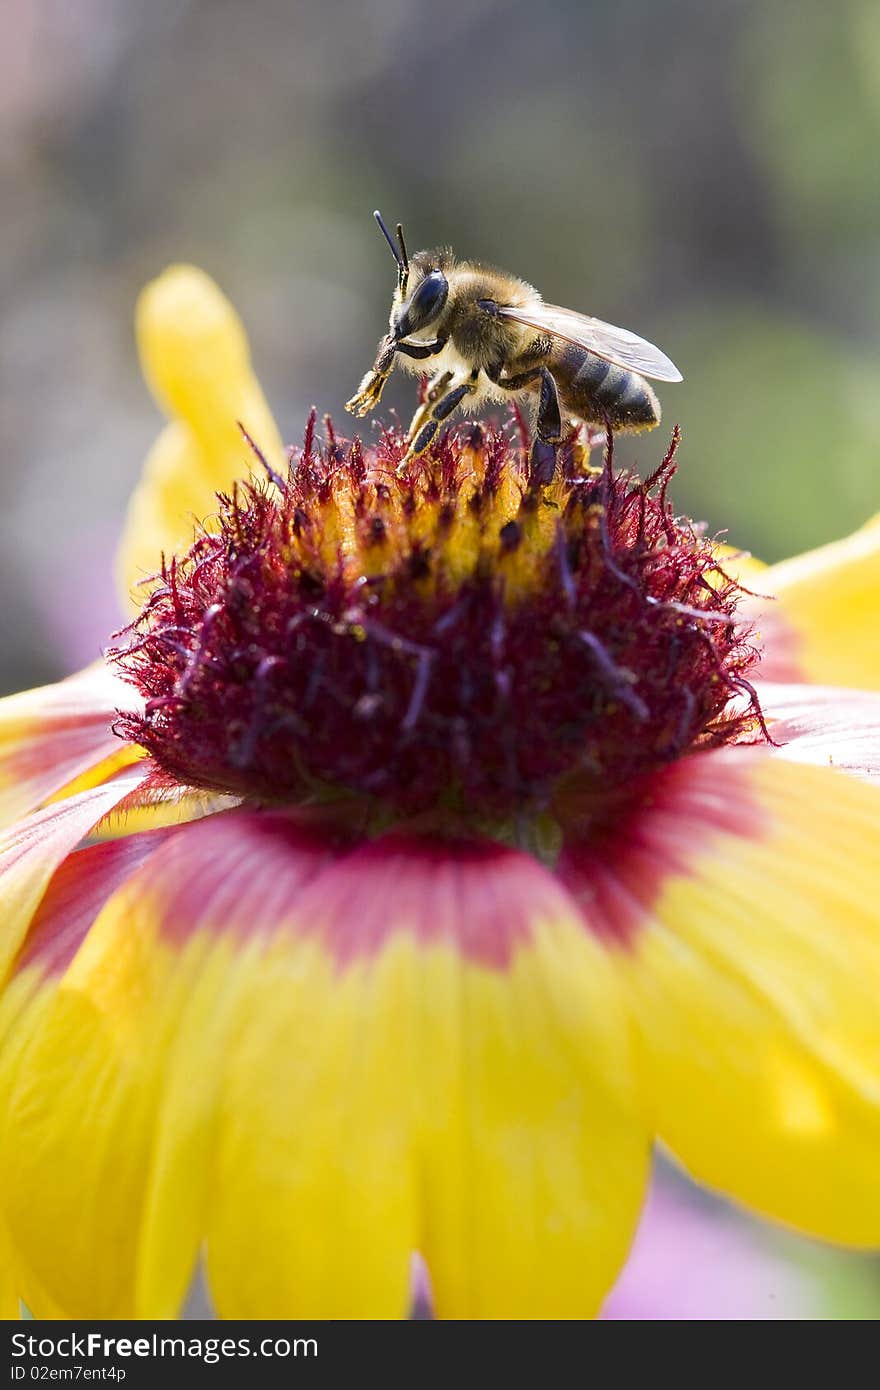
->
[554,345,660,430]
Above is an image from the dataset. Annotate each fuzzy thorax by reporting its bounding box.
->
[113,417,765,824]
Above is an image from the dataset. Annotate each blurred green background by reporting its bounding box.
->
[1,0,879,1318]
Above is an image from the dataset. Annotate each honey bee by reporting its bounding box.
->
[346,212,682,480]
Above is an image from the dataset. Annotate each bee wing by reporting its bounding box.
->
[496,302,683,383]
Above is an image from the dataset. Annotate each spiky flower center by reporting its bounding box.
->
[113,417,764,826]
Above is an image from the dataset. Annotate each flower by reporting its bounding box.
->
[1,267,879,1320]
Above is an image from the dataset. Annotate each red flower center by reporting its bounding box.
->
[112,417,765,825]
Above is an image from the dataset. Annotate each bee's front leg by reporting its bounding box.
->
[345,334,397,417]
[346,335,448,419]
[346,369,390,417]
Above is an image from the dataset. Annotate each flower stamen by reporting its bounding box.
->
[112,416,766,824]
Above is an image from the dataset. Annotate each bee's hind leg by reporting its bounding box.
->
[397,371,478,474]
[528,366,563,486]
[488,361,563,485]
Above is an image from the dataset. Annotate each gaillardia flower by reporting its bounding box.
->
[1,267,879,1320]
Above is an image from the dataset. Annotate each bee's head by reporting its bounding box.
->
[374,211,449,339]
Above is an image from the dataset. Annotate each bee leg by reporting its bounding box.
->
[397,372,478,474]
[345,369,388,417]
[487,361,562,484]
[345,334,398,417]
[529,366,563,487]
[346,336,447,419]
[408,370,453,439]
[396,337,447,362]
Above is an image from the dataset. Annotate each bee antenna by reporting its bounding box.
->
[395,222,409,274]
[373,210,403,269]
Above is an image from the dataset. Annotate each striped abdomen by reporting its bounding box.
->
[551,343,660,431]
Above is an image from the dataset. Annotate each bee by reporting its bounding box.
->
[346,212,682,481]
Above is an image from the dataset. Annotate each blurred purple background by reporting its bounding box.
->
[2,0,879,1318]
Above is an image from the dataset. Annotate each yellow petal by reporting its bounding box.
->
[0,811,336,1319]
[0,664,135,833]
[0,764,151,985]
[760,680,880,781]
[117,265,285,606]
[3,928,219,1319]
[602,749,880,1244]
[199,838,648,1319]
[207,930,420,1319]
[2,818,649,1319]
[86,789,237,841]
[0,818,180,1309]
[0,1226,20,1320]
[0,774,157,1314]
[750,512,880,689]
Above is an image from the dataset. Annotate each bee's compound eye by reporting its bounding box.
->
[408,270,448,326]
